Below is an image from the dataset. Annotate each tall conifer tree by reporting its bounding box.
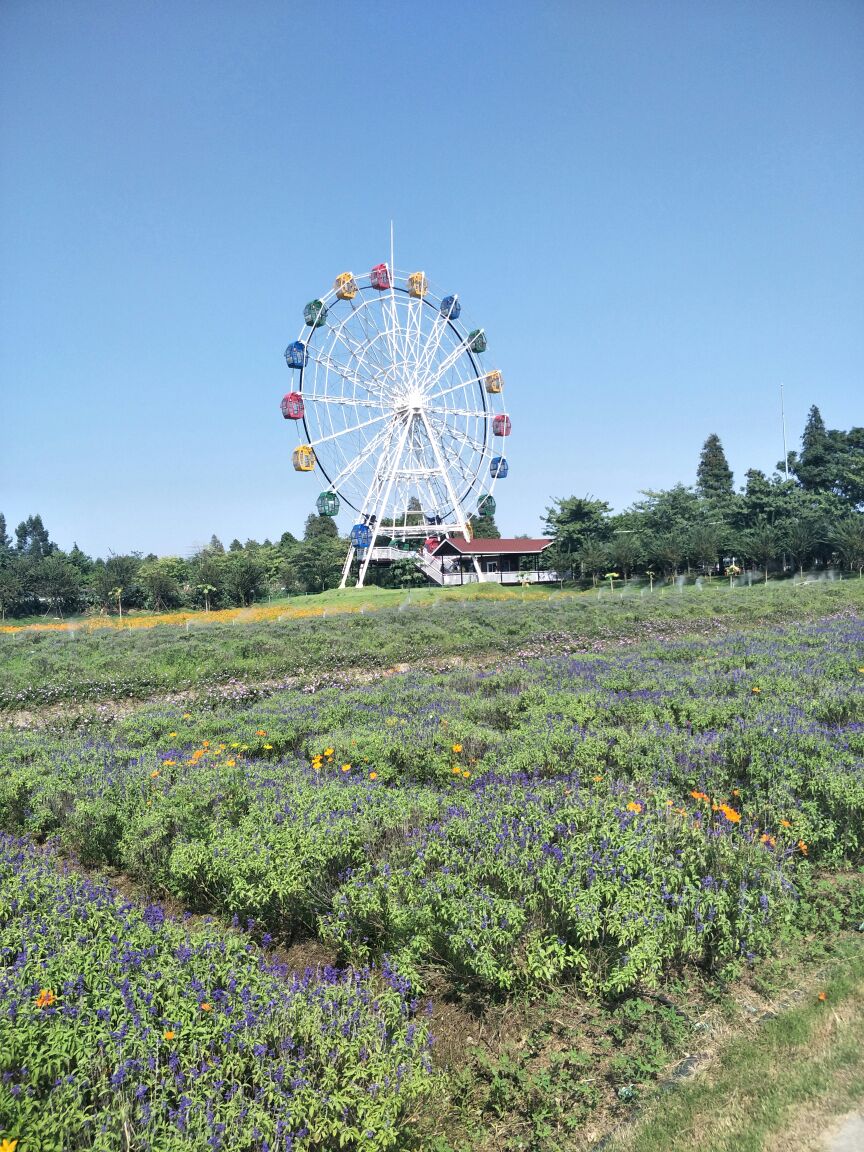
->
[696,434,733,498]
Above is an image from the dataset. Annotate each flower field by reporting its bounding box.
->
[1,586,864,1149]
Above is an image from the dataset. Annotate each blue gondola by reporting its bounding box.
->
[284,341,308,369]
[350,524,373,548]
[490,456,508,479]
[440,295,461,320]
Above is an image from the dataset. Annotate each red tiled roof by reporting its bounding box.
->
[431,538,552,556]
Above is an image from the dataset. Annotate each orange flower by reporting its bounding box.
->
[732,788,740,797]
[150,769,160,779]
[451,766,461,775]
[690,790,709,802]
[593,775,604,783]
[780,819,792,828]
[818,991,827,1002]
[202,741,210,748]
[798,840,809,856]
[368,772,378,780]
[627,801,642,813]
[256,730,267,737]
[760,833,776,847]
[200,1002,212,1012]
[163,1029,176,1040]
[35,988,56,1009]
[451,744,463,754]
[718,805,741,824]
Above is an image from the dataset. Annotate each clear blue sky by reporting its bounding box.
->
[1,0,861,557]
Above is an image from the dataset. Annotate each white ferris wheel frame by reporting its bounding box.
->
[287,266,509,588]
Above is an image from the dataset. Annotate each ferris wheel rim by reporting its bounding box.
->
[286,268,507,520]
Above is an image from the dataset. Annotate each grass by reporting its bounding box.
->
[3,578,863,713]
[608,936,864,1152]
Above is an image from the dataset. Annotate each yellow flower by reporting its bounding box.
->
[451,744,463,754]
[163,759,176,767]
[163,1029,175,1040]
[324,748,334,757]
[263,744,273,750]
[369,772,378,780]
[0,1139,19,1152]
[341,763,351,772]
[593,774,604,783]
[451,766,461,775]
[462,770,471,778]
[626,801,642,813]
[182,713,192,719]
[226,760,235,768]
[751,686,761,694]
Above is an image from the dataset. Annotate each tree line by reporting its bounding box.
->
[1,404,862,619]
[543,407,864,583]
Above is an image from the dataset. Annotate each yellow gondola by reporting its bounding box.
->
[292,445,316,472]
[334,272,358,300]
[408,272,428,298]
[484,370,503,394]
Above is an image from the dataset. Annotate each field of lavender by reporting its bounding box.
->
[1,584,864,1150]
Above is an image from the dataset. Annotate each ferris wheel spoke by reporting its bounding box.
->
[307,409,393,449]
[421,373,486,405]
[413,309,450,384]
[323,418,400,496]
[418,410,471,535]
[308,347,387,400]
[417,329,481,393]
[334,304,394,382]
[426,414,487,463]
[304,394,383,411]
[425,404,492,419]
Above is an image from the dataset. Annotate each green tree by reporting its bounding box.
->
[742,521,783,583]
[303,513,339,542]
[833,515,864,577]
[292,537,345,593]
[14,514,54,558]
[696,434,733,499]
[784,518,824,577]
[468,513,501,540]
[138,558,184,611]
[577,540,610,586]
[0,566,23,620]
[36,556,83,618]
[223,553,265,606]
[543,496,611,578]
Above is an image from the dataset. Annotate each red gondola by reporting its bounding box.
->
[281,392,304,420]
[370,263,391,290]
[492,414,511,437]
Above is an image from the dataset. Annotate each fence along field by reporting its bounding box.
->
[1,580,863,1150]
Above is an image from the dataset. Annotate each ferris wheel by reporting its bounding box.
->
[280,261,511,588]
